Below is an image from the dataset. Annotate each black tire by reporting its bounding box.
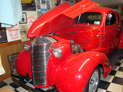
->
[83,66,100,92]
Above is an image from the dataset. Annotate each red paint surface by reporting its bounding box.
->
[16,0,123,92]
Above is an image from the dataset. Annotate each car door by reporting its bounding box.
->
[102,11,120,56]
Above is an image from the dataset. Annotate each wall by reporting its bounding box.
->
[0,0,76,81]
[0,41,24,81]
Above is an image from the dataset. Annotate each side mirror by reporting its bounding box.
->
[107,14,112,20]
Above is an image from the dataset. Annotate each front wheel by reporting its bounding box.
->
[83,66,100,92]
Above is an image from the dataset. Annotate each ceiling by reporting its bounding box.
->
[92,0,123,6]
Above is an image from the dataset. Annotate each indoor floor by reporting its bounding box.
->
[0,54,123,92]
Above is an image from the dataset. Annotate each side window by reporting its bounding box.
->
[74,16,79,24]
[106,13,116,26]
[117,14,120,23]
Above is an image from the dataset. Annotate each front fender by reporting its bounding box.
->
[49,51,110,92]
[16,49,32,78]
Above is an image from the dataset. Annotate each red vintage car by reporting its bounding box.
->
[15,0,123,92]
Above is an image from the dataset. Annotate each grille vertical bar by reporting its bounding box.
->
[31,37,52,86]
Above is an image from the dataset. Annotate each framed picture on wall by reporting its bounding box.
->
[22,0,36,11]
[36,0,41,9]
[37,11,42,18]
[7,53,19,74]
[0,28,7,43]
[19,12,27,24]
[19,25,30,42]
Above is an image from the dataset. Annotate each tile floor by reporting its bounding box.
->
[98,59,123,92]
[0,56,123,92]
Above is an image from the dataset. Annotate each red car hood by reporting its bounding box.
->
[27,0,99,38]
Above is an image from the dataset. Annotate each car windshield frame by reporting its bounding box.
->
[75,12,102,25]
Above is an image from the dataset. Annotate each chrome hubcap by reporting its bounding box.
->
[89,70,99,92]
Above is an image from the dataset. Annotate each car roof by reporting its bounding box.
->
[88,7,116,14]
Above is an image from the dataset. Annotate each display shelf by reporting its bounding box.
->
[0,40,23,48]
[0,38,34,48]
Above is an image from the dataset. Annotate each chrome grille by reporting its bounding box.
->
[31,37,53,86]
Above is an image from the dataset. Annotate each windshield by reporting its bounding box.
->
[75,12,102,25]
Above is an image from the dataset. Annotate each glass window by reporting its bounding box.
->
[75,12,102,25]
[117,14,120,23]
[106,13,116,26]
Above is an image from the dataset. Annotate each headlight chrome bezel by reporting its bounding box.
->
[53,47,62,58]
[24,43,30,51]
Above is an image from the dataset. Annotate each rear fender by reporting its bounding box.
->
[16,49,32,78]
[117,30,123,49]
[49,51,110,92]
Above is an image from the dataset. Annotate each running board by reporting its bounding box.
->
[108,49,123,67]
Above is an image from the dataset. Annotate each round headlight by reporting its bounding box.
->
[24,43,30,51]
[53,47,62,58]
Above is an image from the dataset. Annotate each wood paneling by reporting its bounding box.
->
[0,41,25,81]
[0,74,11,81]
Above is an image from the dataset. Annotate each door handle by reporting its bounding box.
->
[117,29,121,31]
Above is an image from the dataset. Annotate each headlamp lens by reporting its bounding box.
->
[24,43,29,51]
[53,47,62,58]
